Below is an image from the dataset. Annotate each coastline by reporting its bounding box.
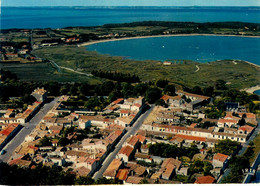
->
[79,33,260,93]
[242,85,260,94]
[79,34,260,47]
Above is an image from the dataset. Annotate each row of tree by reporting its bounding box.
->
[148,143,199,159]
[91,70,140,83]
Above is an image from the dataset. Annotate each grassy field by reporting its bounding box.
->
[249,134,260,165]
[32,45,260,89]
[0,62,102,84]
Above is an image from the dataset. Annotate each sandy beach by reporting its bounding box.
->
[79,34,260,47]
[242,85,260,94]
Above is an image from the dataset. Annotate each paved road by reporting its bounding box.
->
[92,105,155,180]
[0,97,59,163]
[218,118,260,183]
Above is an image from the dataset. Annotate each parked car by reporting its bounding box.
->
[1,149,6,155]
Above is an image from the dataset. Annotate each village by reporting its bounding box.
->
[0,86,258,184]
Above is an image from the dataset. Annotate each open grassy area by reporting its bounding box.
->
[32,45,260,89]
[249,134,260,165]
[0,62,102,84]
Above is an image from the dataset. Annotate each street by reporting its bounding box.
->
[92,104,155,180]
[217,118,260,183]
[0,97,59,163]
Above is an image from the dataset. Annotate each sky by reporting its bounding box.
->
[1,0,260,7]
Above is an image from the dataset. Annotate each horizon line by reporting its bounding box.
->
[2,5,260,7]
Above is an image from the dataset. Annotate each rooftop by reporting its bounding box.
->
[213,153,229,163]
[115,169,129,181]
[103,159,122,177]
[118,145,134,157]
[194,176,215,184]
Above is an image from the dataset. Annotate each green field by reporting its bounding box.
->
[31,45,260,89]
[0,62,102,84]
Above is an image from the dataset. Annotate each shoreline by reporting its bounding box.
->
[242,85,260,94]
[79,34,260,47]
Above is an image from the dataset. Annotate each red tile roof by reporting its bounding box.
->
[238,125,254,133]
[126,136,139,147]
[173,134,206,142]
[119,145,134,157]
[213,153,229,163]
[135,135,146,143]
[218,119,237,124]
[189,123,197,128]
[103,159,122,177]
[116,169,129,180]
[120,110,130,114]
[0,123,19,136]
[161,95,172,101]
[112,98,124,105]
[195,176,215,184]
[133,103,141,108]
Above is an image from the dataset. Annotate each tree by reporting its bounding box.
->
[238,118,246,126]
[75,176,95,185]
[215,79,227,90]
[122,82,134,98]
[155,99,167,107]
[133,83,148,96]
[38,136,52,147]
[164,84,176,96]
[214,139,240,155]
[203,86,214,96]
[145,87,162,103]
[192,86,203,95]
[79,83,90,96]
[156,79,169,88]
[58,137,70,146]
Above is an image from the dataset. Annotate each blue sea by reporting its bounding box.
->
[86,35,260,65]
[1,6,260,29]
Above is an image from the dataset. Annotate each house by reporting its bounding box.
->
[118,145,135,162]
[217,119,238,128]
[115,117,133,127]
[0,123,22,150]
[120,110,130,117]
[105,130,122,147]
[112,98,124,105]
[186,99,206,110]
[125,176,143,184]
[6,53,18,58]
[103,159,123,179]
[194,175,215,184]
[135,135,146,144]
[116,169,129,181]
[31,88,47,102]
[124,136,139,149]
[8,157,32,168]
[75,157,98,174]
[141,144,149,154]
[48,125,63,135]
[134,165,148,177]
[238,125,254,136]
[135,153,153,163]
[212,153,229,170]
[160,158,182,180]
[74,166,91,177]
[176,90,210,102]
[4,109,15,118]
